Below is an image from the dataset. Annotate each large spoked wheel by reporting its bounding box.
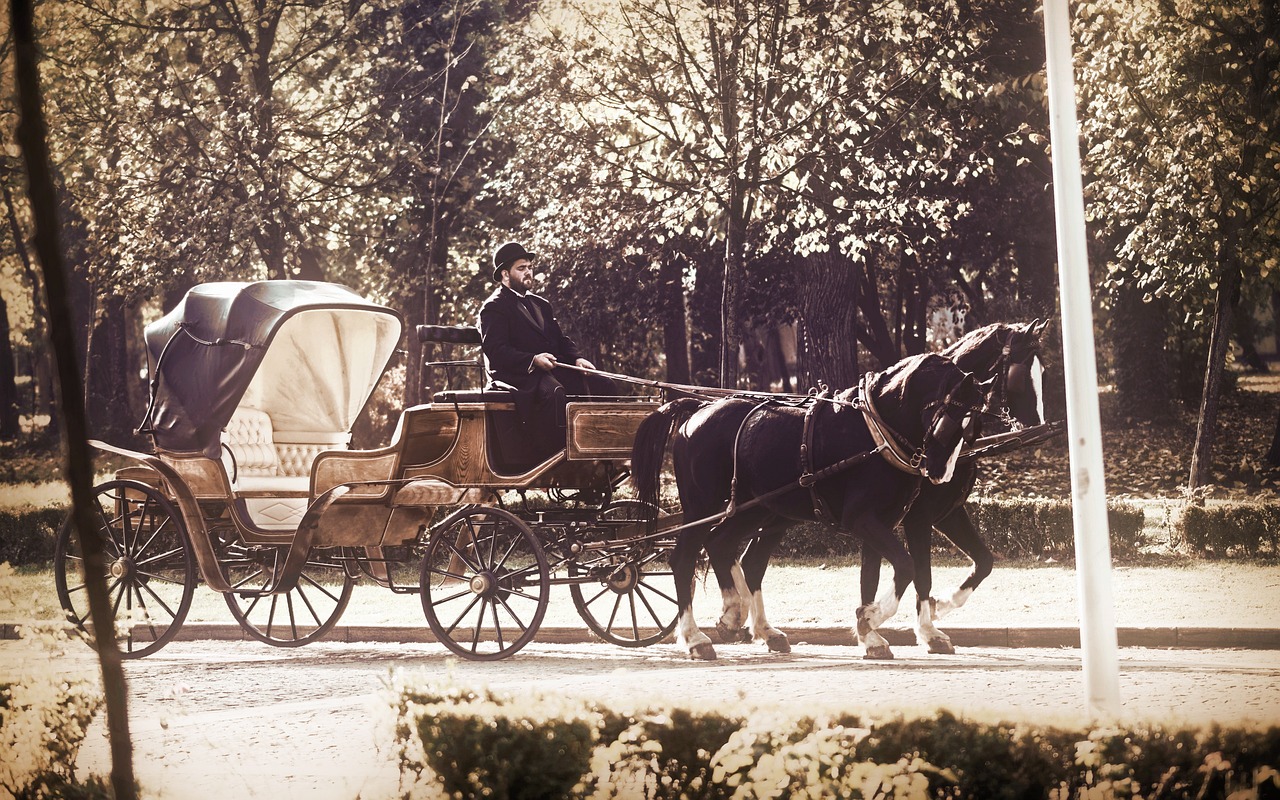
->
[221,544,354,647]
[54,479,197,659]
[569,500,679,647]
[420,506,549,661]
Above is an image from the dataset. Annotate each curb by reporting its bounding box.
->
[5,622,1279,650]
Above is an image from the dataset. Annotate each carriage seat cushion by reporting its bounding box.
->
[274,431,350,477]
[222,407,282,478]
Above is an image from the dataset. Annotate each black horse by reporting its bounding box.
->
[860,320,1049,655]
[632,352,987,660]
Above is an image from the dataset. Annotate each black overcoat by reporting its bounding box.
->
[477,285,582,390]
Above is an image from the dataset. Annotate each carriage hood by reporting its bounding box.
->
[141,281,403,456]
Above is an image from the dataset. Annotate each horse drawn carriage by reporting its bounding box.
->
[55,280,680,661]
[56,280,1059,663]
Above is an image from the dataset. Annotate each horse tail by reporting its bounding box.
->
[631,397,705,516]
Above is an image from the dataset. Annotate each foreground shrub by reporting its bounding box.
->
[0,564,105,799]
[390,681,1280,799]
[1176,503,1280,558]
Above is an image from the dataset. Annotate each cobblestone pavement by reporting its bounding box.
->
[3,639,1278,799]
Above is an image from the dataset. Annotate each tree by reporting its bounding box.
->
[1078,0,1280,488]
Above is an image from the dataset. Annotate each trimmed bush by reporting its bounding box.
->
[967,498,1147,559]
[391,682,1280,799]
[0,508,65,567]
[778,498,1146,560]
[1177,503,1280,558]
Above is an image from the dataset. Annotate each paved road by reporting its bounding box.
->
[4,639,1277,800]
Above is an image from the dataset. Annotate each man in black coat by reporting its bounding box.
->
[478,241,615,454]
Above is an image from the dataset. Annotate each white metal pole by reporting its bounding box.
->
[1042,0,1121,717]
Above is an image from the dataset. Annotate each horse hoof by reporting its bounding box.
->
[926,638,955,655]
[766,633,791,653]
[863,645,895,660]
[690,643,718,661]
[716,623,750,643]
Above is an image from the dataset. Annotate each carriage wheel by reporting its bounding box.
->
[569,500,679,647]
[53,480,197,659]
[420,506,549,661]
[221,545,353,647]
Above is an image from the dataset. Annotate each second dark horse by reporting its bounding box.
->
[632,352,988,660]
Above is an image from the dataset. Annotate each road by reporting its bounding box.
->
[4,639,1278,800]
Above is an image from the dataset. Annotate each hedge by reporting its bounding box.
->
[1177,503,1280,558]
[392,681,1280,799]
[777,498,1147,560]
[0,508,65,567]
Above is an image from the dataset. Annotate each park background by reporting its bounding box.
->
[2,1,1280,798]
[0,0,1277,501]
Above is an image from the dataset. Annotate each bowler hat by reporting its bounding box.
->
[492,241,536,282]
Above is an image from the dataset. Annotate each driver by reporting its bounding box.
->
[478,241,616,453]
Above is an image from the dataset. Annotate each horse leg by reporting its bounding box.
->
[902,503,953,654]
[850,512,915,661]
[930,505,993,621]
[739,526,790,653]
[671,528,717,660]
[859,540,881,606]
[706,523,752,644]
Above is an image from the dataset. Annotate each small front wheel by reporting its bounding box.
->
[54,480,197,659]
[221,545,354,647]
[420,507,549,661]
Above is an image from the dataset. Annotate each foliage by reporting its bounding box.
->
[0,564,105,800]
[391,680,1280,799]
[0,508,62,567]
[1176,503,1280,558]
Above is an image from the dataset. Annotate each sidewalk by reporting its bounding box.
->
[7,620,1278,649]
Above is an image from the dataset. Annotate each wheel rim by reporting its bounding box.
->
[53,480,197,659]
[221,545,353,647]
[420,507,548,661]
[569,500,679,647]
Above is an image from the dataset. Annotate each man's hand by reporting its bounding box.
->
[532,353,557,371]
[575,358,596,370]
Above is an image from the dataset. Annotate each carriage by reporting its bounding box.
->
[54,280,682,661]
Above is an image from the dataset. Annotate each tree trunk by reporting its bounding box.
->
[659,252,690,385]
[689,249,723,385]
[85,291,137,443]
[0,291,19,439]
[1266,405,1280,467]
[853,253,899,368]
[12,3,137,797]
[1189,258,1242,490]
[1112,282,1171,420]
[800,250,859,390]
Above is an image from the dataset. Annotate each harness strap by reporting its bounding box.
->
[859,372,924,476]
[726,399,775,517]
[799,389,837,525]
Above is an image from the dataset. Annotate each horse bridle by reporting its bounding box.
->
[982,335,1040,432]
[860,372,984,476]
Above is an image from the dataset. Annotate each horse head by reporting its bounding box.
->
[917,368,987,485]
[1001,319,1048,430]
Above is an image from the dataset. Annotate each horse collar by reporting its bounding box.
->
[858,373,926,476]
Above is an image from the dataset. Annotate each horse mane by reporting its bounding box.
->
[941,323,1013,379]
[871,353,957,433]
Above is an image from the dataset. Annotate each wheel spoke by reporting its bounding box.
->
[294,584,324,628]
[627,592,640,640]
[635,578,677,605]
[440,535,481,575]
[285,593,299,640]
[491,602,505,651]
[492,534,523,572]
[444,594,483,636]
[470,601,486,653]
[494,593,528,632]
[583,583,611,608]
[138,580,178,620]
[135,547,185,570]
[298,571,343,604]
[605,592,623,633]
[634,584,668,629]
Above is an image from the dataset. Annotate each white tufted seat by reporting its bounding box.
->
[220,407,349,530]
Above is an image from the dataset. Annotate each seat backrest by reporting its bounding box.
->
[222,407,280,478]
[275,431,350,477]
